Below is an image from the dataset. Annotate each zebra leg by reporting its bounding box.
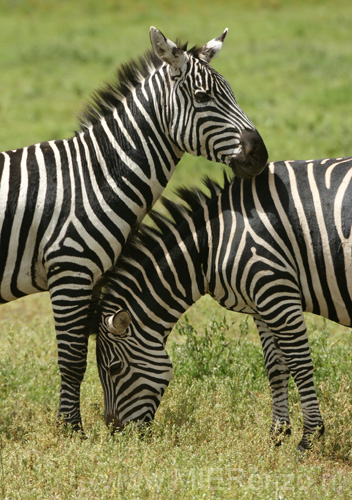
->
[49,281,92,433]
[254,317,291,445]
[259,310,324,450]
[56,330,88,432]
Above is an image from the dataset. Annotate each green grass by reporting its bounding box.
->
[1,302,352,499]
[1,0,352,498]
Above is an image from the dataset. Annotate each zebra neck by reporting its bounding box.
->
[79,79,184,197]
[135,225,208,339]
[67,101,183,236]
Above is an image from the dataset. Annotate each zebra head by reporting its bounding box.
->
[150,27,268,178]
[96,307,173,431]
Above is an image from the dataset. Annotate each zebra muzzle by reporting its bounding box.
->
[106,414,152,434]
[226,128,268,179]
[106,414,124,432]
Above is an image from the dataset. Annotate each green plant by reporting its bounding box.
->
[170,316,266,386]
[171,316,235,379]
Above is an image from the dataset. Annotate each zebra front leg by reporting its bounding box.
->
[262,311,324,450]
[50,282,92,433]
[56,331,88,432]
[254,317,291,445]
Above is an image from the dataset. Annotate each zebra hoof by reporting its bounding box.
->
[56,417,87,439]
[297,423,325,451]
[271,422,291,446]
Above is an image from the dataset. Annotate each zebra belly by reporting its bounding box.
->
[302,265,352,327]
[298,239,352,327]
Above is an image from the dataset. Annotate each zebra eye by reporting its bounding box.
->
[195,90,212,103]
[108,360,123,377]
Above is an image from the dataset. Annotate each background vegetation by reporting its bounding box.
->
[1,0,352,498]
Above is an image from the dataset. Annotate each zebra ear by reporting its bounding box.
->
[107,310,131,336]
[150,26,187,72]
[198,28,228,63]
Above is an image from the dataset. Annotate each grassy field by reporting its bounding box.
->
[1,0,352,498]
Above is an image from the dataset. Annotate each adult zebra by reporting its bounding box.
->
[96,157,352,450]
[0,27,268,431]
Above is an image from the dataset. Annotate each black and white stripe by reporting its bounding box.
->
[98,157,352,449]
[0,27,268,430]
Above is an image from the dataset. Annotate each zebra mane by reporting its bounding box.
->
[123,171,232,266]
[77,41,198,132]
[88,172,232,333]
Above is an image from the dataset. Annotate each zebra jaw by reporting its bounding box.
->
[106,310,131,336]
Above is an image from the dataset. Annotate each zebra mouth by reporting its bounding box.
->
[224,149,259,179]
[224,128,269,178]
[225,153,264,179]
[106,414,152,434]
[106,414,124,432]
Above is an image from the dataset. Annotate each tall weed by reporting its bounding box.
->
[170,316,265,384]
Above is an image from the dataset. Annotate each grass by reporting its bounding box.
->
[1,0,352,498]
[1,305,352,499]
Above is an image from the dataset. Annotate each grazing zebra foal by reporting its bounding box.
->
[0,27,268,431]
[96,156,352,450]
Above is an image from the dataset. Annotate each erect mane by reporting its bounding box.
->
[88,172,232,333]
[77,41,198,132]
[125,172,232,262]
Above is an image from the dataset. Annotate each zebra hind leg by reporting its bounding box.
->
[297,413,325,451]
[265,314,324,451]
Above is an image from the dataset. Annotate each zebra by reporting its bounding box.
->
[0,27,268,431]
[96,156,352,450]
